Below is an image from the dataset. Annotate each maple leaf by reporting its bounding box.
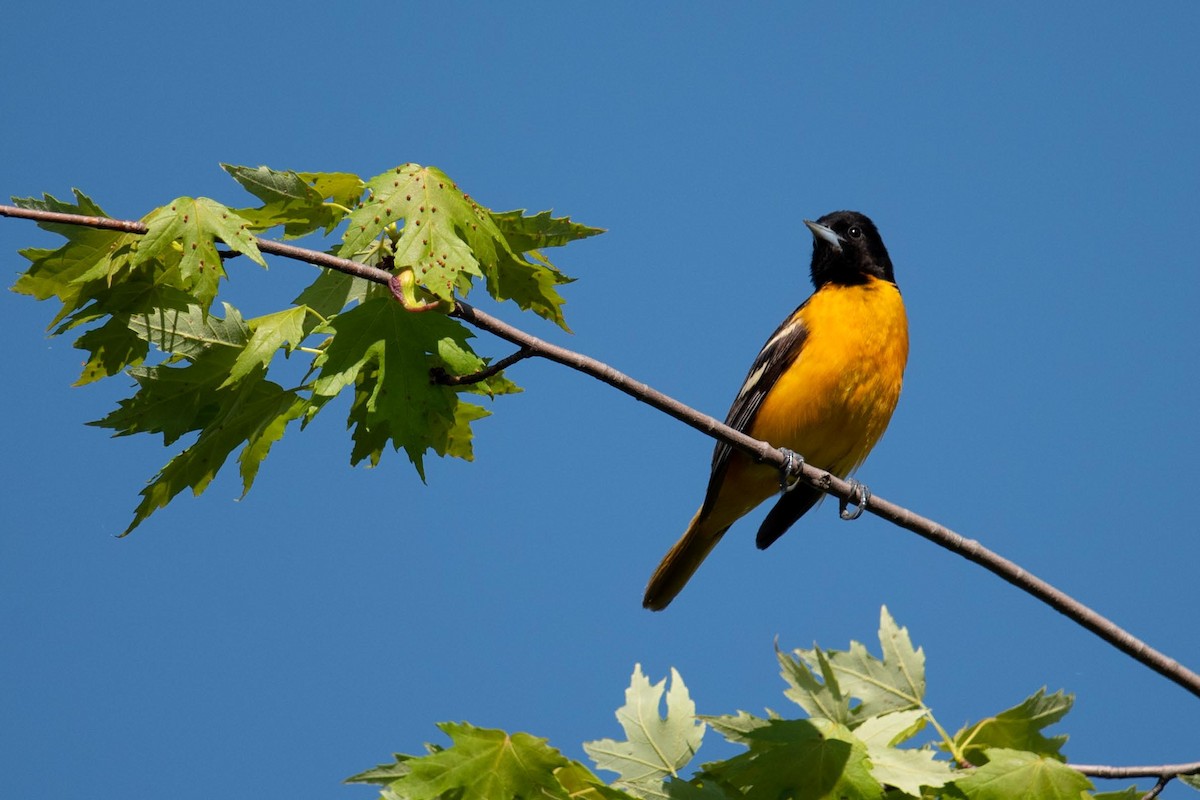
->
[854,710,951,795]
[952,748,1092,800]
[339,164,589,328]
[953,688,1073,765]
[134,197,264,308]
[223,164,363,238]
[583,665,705,799]
[782,606,925,726]
[701,718,883,800]
[381,722,570,800]
[308,298,516,475]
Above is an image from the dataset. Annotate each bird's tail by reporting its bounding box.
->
[642,510,728,611]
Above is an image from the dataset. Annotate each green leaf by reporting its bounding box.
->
[308,298,514,475]
[72,316,150,386]
[828,605,925,717]
[128,302,251,361]
[223,164,363,238]
[1181,772,1200,790]
[225,305,308,386]
[554,762,642,800]
[119,377,307,534]
[778,643,853,725]
[338,164,485,296]
[584,665,706,799]
[383,722,570,800]
[92,314,250,446]
[1090,787,1147,800]
[702,718,883,800]
[345,754,414,785]
[953,748,1091,800]
[87,299,306,534]
[855,711,951,796]
[11,191,142,325]
[292,267,374,320]
[490,208,605,250]
[135,197,265,308]
[953,689,1072,764]
[703,710,773,746]
[339,164,588,328]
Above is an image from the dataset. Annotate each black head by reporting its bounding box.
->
[804,211,896,289]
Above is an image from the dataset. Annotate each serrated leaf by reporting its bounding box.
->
[292,267,374,320]
[703,710,772,746]
[583,665,706,799]
[299,170,365,212]
[308,298,508,475]
[555,762,642,800]
[778,643,853,725]
[345,754,415,785]
[72,316,151,385]
[1091,787,1147,800]
[856,711,950,796]
[112,370,306,534]
[662,778,732,800]
[702,718,883,800]
[225,305,307,386]
[12,191,142,324]
[223,164,362,238]
[384,722,570,800]
[128,302,250,360]
[91,325,249,446]
[953,748,1091,800]
[135,197,264,307]
[490,208,605,250]
[780,607,925,730]
[826,606,925,717]
[953,689,1073,764]
[339,164,485,298]
[854,709,928,750]
[339,164,586,328]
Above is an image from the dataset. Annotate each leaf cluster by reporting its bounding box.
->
[350,608,1167,800]
[10,164,601,533]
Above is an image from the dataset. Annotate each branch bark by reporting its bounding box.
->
[4,203,1200,709]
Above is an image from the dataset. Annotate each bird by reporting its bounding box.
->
[642,211,909,610]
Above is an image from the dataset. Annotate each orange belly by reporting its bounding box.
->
[705,277,908,529]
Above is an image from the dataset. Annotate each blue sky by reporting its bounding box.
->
[2,3,1198,798]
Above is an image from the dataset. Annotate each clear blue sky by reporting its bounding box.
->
[2,3,1198,798]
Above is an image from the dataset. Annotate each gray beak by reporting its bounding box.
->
[804,219,843,253]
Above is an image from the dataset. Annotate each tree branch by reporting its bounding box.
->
[1070,760,1200,779]
[4,202,1200,705]
[430,347,534,386]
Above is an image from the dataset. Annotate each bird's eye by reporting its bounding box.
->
[847,225,863,239]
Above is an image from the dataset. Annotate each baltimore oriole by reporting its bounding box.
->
[643,211,908,610]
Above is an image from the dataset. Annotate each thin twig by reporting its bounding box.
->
[3,202,1200,704]
[431,347,534,386]
[1141,776,1170,800]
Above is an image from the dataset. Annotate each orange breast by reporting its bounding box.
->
[706,277,908,528]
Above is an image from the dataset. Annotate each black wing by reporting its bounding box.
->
[699,303,810,518]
